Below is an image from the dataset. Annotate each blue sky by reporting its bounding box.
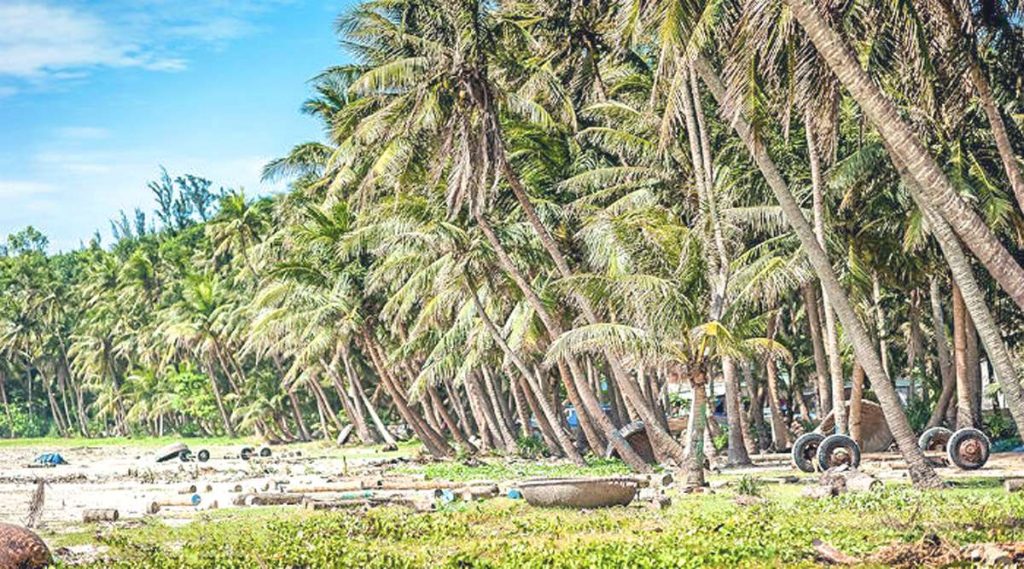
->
[0,0,356,251]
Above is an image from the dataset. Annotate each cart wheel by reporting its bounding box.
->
[947,428,990,470]
[239,447,254,461]
[917,427,953,451]
[817,434,861,471]
[792,432,825,473]
[178,449,193,462]
[259,446,272,458]
[197,449,210,462]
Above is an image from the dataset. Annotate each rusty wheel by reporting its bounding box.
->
[792,432,825,473]
[918,427,953,451]
[947,428,990,470]
[816,434,861,471]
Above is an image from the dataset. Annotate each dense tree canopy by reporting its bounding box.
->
[3,0,1024,488]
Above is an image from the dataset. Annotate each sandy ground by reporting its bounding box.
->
[0,441,409,533]
[0,440,1021,538]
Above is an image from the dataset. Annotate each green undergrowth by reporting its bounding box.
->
[402,456,631,481]
[55,481,1024,568]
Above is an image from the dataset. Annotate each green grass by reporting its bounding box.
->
[51,477,1024,568]
[397,456,631,482]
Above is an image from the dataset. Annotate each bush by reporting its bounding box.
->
[0,404,50,438]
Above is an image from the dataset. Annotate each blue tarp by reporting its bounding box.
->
[34,452,68,465]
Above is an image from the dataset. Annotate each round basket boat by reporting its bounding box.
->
[517,477,638,508]
[817,401,893,453]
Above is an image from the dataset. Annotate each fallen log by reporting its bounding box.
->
[82,509,119,523]
[454,484,499,501]
[288,481,364,494]
[305,500,370,511]
[176,484,198,495]
[243,493,308,507]
[148,495,201,514]
[1004,478,1024,493]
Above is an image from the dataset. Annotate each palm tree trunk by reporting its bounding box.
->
[806,119,847,434]
[802,284,831,416]
[849,364,865,448]
[764,316,790,450]
[287,389,311,441]
[933,0,1024,213]
[429,384,476,453]
[472,211,650,471]
[463,274,583,462]
[204,360,235,437]
[695,57,942,488]
[784,0,1024,313]
[490,124,684,467]
[901,180,1024,436]
[0,370,12,436]
[480,368,517,451]
[685,374,709,487]
[872,274,891,382]
[926,276,956,428]
[722,357,750,464]
[362,332,452,457]
[341,347,392,445]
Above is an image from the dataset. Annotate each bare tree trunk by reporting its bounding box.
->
[287,389,311,441]
[685,374,709,488]
[204,360,235,437]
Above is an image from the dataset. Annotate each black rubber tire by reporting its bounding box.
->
[155,442,189,463]
[178,449,193,462]
[947,428,991,470]
[197,449,210,462]
[792,432,825,473]
[918,427,953,451]
[259,446,272,458]
[817,434,861,471]
[239,447,254,461]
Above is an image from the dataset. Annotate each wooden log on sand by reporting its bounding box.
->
[148,495,200,514]
[304,500,371,511]
[82,509,119,523]
[177,484,197,495]
[287,481,364,494]
[243,493,309,507]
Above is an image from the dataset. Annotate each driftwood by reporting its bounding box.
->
[148,496,199,514]
[454,484,499,501]
[813,539,861,564]
[287,481,364,494]
[82,509,119,523]
[243,493,308,506]
[176,484,198,495]
[304,500,370,511]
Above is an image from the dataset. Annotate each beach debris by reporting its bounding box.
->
[0,523,51,569]
[32,453,67,467]
[82,509,119,523]
[148,494,201,514]
[155,442,189,463]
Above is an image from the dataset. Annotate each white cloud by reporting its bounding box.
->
[0,181,55,198]
[0,3,181,78]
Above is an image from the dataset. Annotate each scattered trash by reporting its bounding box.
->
[32,453,67,466]
[82,509,119,523]
[507,489,522,500]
